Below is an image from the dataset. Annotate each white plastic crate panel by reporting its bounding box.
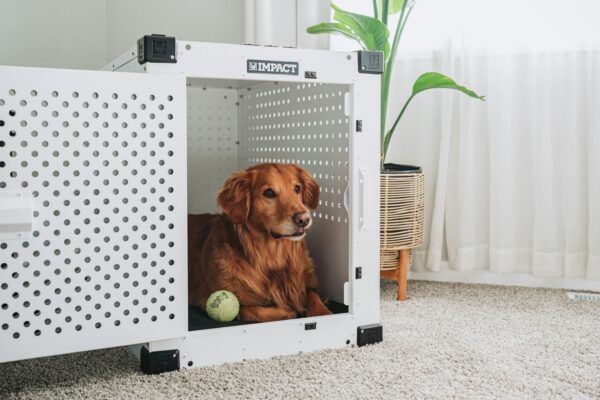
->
[187,84,238,213]
[239,82,350,303]
[0,66,187,363]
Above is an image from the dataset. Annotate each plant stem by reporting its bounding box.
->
[380,3,414,164]
[380,0,411,166]
[382,0,389,25]
[383,94,414,158]
[373,0,379,20]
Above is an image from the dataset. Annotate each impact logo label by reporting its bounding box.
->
[247,59,299,75]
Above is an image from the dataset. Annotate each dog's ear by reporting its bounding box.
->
[217,170,254,224]
[294,166,320,210]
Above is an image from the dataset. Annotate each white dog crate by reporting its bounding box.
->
[0,37,381,371]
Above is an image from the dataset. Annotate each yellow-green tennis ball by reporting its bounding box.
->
[206,290,240,322]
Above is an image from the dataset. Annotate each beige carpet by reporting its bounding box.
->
[1,280,599,399]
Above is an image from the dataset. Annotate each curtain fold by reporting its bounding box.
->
[390,47,600,281]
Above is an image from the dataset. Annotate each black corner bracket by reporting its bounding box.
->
[140,346,180,374]
[138,34,177,65]
[357,51,384,74]
[357,323,383,347]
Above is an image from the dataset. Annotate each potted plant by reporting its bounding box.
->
[308,0,485,300]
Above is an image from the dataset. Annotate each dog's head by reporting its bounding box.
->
[217,163,320,240]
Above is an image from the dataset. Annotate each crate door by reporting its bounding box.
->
[0,67,187,363]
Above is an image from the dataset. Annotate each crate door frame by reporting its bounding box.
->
[166,42,382,327]
[129,43,381,367]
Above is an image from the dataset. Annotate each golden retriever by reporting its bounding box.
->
[188,163,332,322]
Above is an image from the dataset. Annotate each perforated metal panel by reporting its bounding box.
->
[187,84,238,213]
[0,67,187,363]
[238,82,351,302]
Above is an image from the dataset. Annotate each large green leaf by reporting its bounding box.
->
[331,3,390,55]
[307,3,389,57]
[411,72,486,100]
[383,72,485,158]
[376,0,405,16]
[306,22,364,47]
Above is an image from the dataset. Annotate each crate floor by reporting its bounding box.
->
[188,301,349,331]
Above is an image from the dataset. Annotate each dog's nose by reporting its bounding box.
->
[292,212,311,228]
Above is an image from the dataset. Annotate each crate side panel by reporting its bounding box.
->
[186,85,238,213]
[0,66,187,363]
[238,82,350,303]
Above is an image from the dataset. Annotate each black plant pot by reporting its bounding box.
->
[382,163,422,174]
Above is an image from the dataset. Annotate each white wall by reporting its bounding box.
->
[106,0,244,63]
[0,0,107,69]
[0,0,244,70]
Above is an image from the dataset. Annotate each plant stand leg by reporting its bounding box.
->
[397,249,409,301]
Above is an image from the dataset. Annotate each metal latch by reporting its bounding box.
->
[0,191,33,239]
[304,322,317,330]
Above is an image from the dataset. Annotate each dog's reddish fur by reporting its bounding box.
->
[188,163,332,322]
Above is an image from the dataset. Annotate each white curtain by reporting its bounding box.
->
[243,0,329,49]
[330,0,600,282]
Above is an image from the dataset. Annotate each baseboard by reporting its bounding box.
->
[408,262,600,292]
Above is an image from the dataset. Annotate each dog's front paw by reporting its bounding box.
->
[305,291,332,317]
[282,309,298,319]
[306,303,331,317]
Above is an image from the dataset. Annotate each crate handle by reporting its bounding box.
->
[358,169,367,231]
[0,192,33,240]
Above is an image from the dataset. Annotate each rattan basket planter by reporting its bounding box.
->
[380,164,425,300]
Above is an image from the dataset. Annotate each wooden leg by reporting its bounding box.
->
[397,249,409,301]
[380,268,398,281]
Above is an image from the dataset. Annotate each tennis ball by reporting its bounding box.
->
[206,290,240,322]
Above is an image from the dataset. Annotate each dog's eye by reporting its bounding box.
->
[263,188,276,198]
[294,185,301,194]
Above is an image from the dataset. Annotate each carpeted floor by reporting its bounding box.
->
[1,280,599,399]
